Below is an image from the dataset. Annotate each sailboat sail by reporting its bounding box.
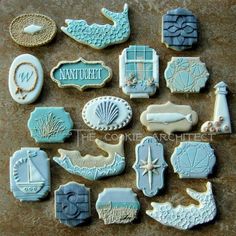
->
[29,158,44,182]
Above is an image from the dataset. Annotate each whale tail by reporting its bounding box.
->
[185,114,192,123]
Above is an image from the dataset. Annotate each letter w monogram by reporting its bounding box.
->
[18,71,33,82]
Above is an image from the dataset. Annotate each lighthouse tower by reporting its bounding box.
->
[201,81,231,134]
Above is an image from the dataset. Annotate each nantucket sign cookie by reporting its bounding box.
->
[8,54,43,104]
[10,148,50,201]
[61,4,130,49]
[82,96,132,131]
[9,13,57,47]
[50,57,112,91]
[119,45,159,98]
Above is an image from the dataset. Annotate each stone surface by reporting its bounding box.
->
[0,0,236,235]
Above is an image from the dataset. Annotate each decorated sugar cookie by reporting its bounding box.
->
[9,13,57,47]
[140,101,198,134]
[96,188,140,224]
[53,135,125,180]
[82,96,132,131]
[10,148,50,201]
[171,142,216,178]
[133,137,167,197]
[201,81,231,134]
[119,45,159,98]
[162,8,198,51]
[164,57,209,93]
[50,57,112,91]
[61,4,130,49]
[146,182,217,230]
[8,54,43,104]
[55,182,90,227]
[28,107,73,143]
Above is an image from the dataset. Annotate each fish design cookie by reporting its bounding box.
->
[140,101,198,134]
[9,13,57,47]
[61,4,130,49]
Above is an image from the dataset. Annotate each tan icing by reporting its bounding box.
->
[140,101,198,134]
[97,207,138,224]
[58,135,124,168]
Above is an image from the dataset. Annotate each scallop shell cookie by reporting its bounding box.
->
[9,13,57,47]
[82,96,132,131]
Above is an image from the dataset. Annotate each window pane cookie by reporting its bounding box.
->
[61,4,130,49]
[10,148,50,201]
[27,107,73,143]
[133,137,167,197]
[53,135,125,180]
[8,54,43,104]
[55,182,90,227]
[82,96,132,131]
[9,13,57,47]
[140,101,198,134]
[146,182,217,230]
[96,188,140,224]
[119,45,159,98]
[162,8,198,51]
[164,57,209,93]
[50,57,112,91]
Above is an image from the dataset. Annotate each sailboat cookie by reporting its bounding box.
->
[140,101,198,134]
[133,137,167,197]
[146,182,217,230]
[10,148,50,201]
[53,135,125,180]
[55,182,91,227]
[201,81,232,134]
[61,4,130,49]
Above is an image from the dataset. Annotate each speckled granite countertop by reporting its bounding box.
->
[0,0,235,235]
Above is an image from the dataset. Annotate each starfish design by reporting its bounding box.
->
[140,145,161,189]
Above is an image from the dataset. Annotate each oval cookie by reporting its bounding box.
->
[9,13,57,47]
[8,54,43,104]
[82,96,132,131]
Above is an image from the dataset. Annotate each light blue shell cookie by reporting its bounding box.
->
[171,142,216,178]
